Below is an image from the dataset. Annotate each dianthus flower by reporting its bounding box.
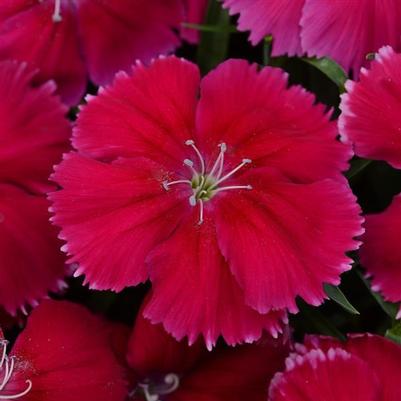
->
[126,304,289,401]
[339,46,401,318]
[223,0,401,76]
[0,0,188,105]
[0,60,69,315]
[50,56,363,348]
[269,334,401,401]
[0,300,127,400]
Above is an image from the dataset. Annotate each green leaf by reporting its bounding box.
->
[262,35,273,66]
[386,321,401,345]
[324,284,360,315]
[181,22,237,33]
[297,300,346,340]
[196,0,231,74]
[302,57,347,91]
[356,270,399,319]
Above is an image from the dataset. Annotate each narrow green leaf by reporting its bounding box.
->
[196,0,231,74]
[181,22,237,33]
[324,284,360,315]
[262,35,273,66]
[302,57,347,91]
[356,270,399,319]
[386,322,401,345]
[346,158,373,181]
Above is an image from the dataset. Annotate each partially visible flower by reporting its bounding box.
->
[0,0,185,105]
[127,305,289,401]
[50,56,362,348]
[222,0,304,56]
[223,1,401,76]
[339,46,401,317]
[269,334,401,401]
[0,300,127,400]
[0,60,69,315]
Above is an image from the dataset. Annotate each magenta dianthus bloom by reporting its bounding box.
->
[50,56,363,348]
[340,45,401,317]
[269,334,401,401]
[0,60,69,315]
[0,0,186,105]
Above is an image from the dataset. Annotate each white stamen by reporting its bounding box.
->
[189,195,197,206]
[0,342,32,399]
[52,0,62,22]
[183,159,198,176]
[185,140,205,175]
[158,374,180,395]
[208,142,226,178]
[163,179,191,191]
[211,158,252,188]
[214,185,253,194]
[137,374,180,401]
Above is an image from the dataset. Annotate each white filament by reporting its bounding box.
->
[0,341,32,399]
[138,373,180,401]
[185,140,205,175]
[52,0,62,22]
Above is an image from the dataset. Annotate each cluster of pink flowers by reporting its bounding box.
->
[0,0,401,399]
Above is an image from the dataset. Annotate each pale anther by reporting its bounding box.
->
[52,0,62,22]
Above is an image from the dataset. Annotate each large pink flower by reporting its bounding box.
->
[0,60,69,315]
[224,0,401,76]
[50,56,363,347]
[269,334,401,401]
[127,304,289,401]
[339,46,401,316]
[0,0,185,105]
[0,300,127,400]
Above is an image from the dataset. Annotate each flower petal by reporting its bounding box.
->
[76,0,183,85]
[301,0,401,75]
[73,56,200,171]
[0,184,66,315]
[359,195,401,308]
[172,337,289,401]
[304,334,401,401]
[0,1,86,105]
[9,300,127,401]
[222,0,304,55]
[0,60,70,194]
[196,59,349,183]
[269,348,380,401]
[180,0,209,44]
[214,169,363,313]
[340,46,401,168]
[127,302,205,379]
[145,214,286,349]
[50,153,188,291]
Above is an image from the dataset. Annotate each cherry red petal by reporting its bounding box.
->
[359,195,401,314]
[145,214,286,350]
[73,56,200,171]
[340,46,401,168]
[8,300,127,401]
[214,169,363,313]
[304,334,401,401]
[196,59,350,184]
[301,0,401,76]
[222,0,303,56]
[0,184,66,315]
[127,302,206,379]
[0,1,86,105]
[170,337,289,401]
[268,348,381,401]
[50,153,188,291]
[76,0,183,85]
[0,60,70,194]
